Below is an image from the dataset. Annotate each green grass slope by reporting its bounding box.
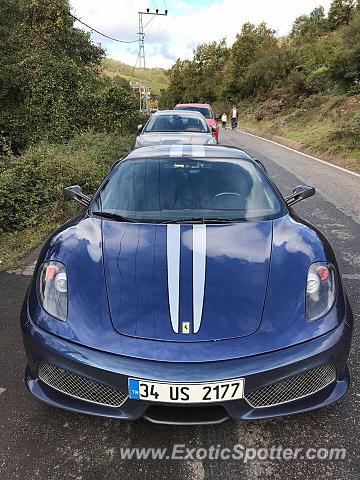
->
[102,58,169,96]
[235,94,360,173]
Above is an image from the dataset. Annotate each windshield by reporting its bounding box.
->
[92,158,285,223]
[175,106,212,119]
[144,114,209,133]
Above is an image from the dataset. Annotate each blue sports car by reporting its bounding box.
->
[21,145,353,424]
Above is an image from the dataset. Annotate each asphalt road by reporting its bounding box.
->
[1,128,360,480]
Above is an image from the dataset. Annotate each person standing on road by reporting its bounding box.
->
[230,105,238,129]
[221,112,227,129]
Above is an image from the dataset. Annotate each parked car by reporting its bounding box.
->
[21,145,352,424]
[135,110,217,148]
[175,103,219,142]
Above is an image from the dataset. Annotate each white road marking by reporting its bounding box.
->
[342,273,360,280]
[237,129,360,179]
[0,388,6,396]
[193,225,207,334]
[167,224,181,333]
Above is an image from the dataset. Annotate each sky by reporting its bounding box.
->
[70,0,333,69]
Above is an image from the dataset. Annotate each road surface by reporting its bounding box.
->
[1,128,359,480]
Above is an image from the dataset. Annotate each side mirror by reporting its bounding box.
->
[64,185,91,206]
[137,124,143,133]
[285,185,315,206]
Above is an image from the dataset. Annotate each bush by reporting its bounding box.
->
[331,113,360,147]
[88,82,141,135]
[306,66,333,93]
[0,133,135,233]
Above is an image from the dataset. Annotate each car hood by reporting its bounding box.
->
[136,133,215,147]
[30,214,345,361]
[102,221,272,342]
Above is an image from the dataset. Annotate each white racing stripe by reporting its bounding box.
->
[169,145,183,157]
[192,225,207,333]
[167,225,181,333]
[192,145,206,157]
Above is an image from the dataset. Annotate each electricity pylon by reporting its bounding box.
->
[138,8,168,111]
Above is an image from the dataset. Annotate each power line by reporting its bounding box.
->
[131,52,141,78]
[69,12,138,44]
[148,18,162,46]
[145,16,158,43]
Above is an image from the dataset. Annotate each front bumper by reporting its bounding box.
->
[21,315,352,424]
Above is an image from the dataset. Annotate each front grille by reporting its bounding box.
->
[245,364,336,408]
[38,363,128,408]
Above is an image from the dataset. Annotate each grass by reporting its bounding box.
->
[102,58,169,96]
[0,219,62,271]
[0,132,135,271]
[236,94,360,171]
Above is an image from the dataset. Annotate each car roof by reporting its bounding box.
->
[125,144,253,161]
[152,109,204,118]
[175,103,211,108]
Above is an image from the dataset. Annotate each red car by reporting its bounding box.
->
[175,103,219,142]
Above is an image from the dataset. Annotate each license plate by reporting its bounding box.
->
[128,378,245,403]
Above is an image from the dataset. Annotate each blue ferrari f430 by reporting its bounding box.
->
[21,145,353,424]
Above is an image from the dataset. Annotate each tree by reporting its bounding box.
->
[290,6,327,45]
[327,0,356,30]
[0,0,104,151]
[330,10,360,88]
[224,22,277,99]
[159,2,360,108]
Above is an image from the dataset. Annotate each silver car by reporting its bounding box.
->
[135,110,217,148]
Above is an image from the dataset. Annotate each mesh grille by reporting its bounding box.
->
[245,364,336,408]
[38,363,128,408]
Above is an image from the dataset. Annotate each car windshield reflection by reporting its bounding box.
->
[92,157,286,223]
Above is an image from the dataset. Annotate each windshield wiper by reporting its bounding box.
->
[92,211,137,223]
[93,212,237,224]
[164,217,235,224]
[164,217,205,224]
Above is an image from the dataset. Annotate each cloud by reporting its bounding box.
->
[159,44,176,62]
[70,0,332,68]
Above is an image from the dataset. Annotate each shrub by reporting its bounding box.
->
[0,133,135,233]
[306,66,333,93]
[331,113,360,147]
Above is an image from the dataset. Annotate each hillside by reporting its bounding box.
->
[235,94,360,173]
[102,58,169,96]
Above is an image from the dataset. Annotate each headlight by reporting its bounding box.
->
[306,262,336,322]
[39,261,68,321]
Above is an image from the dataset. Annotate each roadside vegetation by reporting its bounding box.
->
[160,0,360,169]
[0,0,139,270]
[0,133,134,270]
[102,58,169,96]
